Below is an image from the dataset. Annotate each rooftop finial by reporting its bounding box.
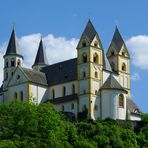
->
[12,22,16,31]
[115,20,119,28]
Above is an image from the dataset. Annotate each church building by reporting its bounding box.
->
[0,20,141,120]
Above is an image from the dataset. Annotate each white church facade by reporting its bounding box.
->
[0,20,141,121]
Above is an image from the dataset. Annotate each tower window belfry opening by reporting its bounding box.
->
[82,53,87,63]
[95,71,98,78]
[111,51,115,56]
[122,52,125,56]
[93,53,99,64]
[122,63,126,72]
[11,58,15,67]
[94,41,98,47]
[82,71,86,78]
[17,59,21,66]
[82,41,86,47]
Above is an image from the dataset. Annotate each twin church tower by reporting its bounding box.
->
[0,20,141,120]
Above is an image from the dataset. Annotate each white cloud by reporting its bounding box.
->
[131,72,140,81]
[0,33,78,85]
[126,35,148,69]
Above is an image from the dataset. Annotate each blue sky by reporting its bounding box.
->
[0,0,148,113]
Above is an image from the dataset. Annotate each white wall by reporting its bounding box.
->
[49,81,78,99]
[55,100,77,116]
[8,83,28,102]
[79,95,89,113]
[91,95,100,120]
[30,84,49,104]
[101,90,126,120]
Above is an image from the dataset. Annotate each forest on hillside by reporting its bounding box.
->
[0,101,147,148]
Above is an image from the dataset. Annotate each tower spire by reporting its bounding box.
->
[77,20,103,49]
[32,38,48,70]
[110,26,125,52]
[4,28,23,59]
[80,19,97,45]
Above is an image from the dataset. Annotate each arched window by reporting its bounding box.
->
[20,91,23,102]
[11,59,15,67]
[94,41,98,47]
[62,105,65,111]
[62,86,66,97]
[95,71,98,78]
[93,53,99,64]
[95,90,98,95]
[111,51,115,56]
[111,62,115,71]
[82,71,86,79]
[82,41,86,47]
[83,89,86,94]
[71,103,74,110]
[5,60,8,68]
[122,52,125,56]
[14,92,17,100]
[17,59,21,66]
[82,53,87,63]
[119,94,124,108]
[5,72,8,80]
[122,63,126,72]
[71,84,75,94]
[52,89,55,99]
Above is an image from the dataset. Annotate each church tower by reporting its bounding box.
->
[32,38,48,71]
[77,20,104,119]
[3,28,23,90]
[107,27,130,95]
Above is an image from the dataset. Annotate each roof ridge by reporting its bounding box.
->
[43,58,77,69]
[21,67,46,75]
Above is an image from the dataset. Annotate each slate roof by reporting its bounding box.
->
[102,50,112,72]
[109,26,126,53]
[41,58,77,86]
[126,97,142,115]
[47,94,78,104]
[33,39,48,67]
[81,20,97,43]
[4,29,23,58]
[100,74,127,92]
[20,67,48,86]
[77,20,100,48]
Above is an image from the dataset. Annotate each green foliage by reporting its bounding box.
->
[0,101,147,147]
